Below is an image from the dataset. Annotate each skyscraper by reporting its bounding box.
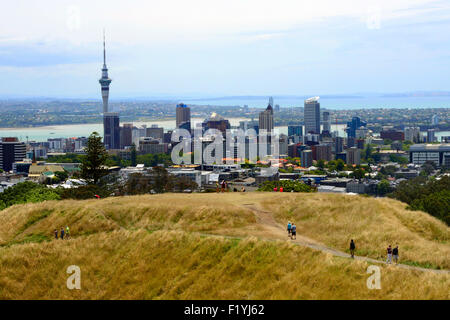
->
[346,147,361,165]
[176,103,191,131]
[103,113,120,150]
[120,123,133,149]
[259,98,274,132]
[99,31,112,114]
[301,150,313,168]
[427,129,436,143]
[0,137,26,172]
[304,97,320,134]
[288,125,303,137]
[322,111,331,134]
[346,117,367,138]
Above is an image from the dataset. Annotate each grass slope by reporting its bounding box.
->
[0,193,448,299]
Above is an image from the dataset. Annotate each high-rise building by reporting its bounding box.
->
[346,147,361,165]
[313,144,332,161]
[427,129,436,143]
[301,149,313,168]
[346,117,367,138]
[99,31,112,114]
[304,97,320,134]
[203,113,230,134]
[120,123,133,149]
[279,134,288,155]
[259,99,274,132]
[333,136,344,154]
[146,125,164,141]
[103,113,120,150]
[322,111,331,134]
[288,125,303,137]
[176,103,191,131]
[139,138,168,154]
[0,137,26,172]
[404,127,421,143]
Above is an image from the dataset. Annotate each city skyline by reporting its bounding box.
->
[2,1,450,98]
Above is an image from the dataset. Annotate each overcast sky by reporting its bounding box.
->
[1,0,450,98]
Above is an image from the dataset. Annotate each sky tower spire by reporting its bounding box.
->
[99,29,112,114]
[103,29,106,67]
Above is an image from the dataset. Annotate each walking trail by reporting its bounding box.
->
[203,203,449,275]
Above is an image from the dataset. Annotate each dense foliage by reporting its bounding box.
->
[80,132,109,184]
[390,176,450,225]
[0,182,61,210]
[258,180,316,193]
[117,167,198,195]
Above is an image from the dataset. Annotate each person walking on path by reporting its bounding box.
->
[287,222,292,238]
[54,229,58,239]
[291,223,297,240]
[60,227,65,240]
[65,226,70,239]
[393,245,399,264]
[350,239,356,258]
[386,245,393,264]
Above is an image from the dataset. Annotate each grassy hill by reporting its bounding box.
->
[0,193,448,300]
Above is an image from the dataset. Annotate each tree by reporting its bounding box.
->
[421,160,436,176]
[317,159,325,170]
[377,179,391,196]
[364,144,373,161]
[352,168,365,181]
[131,143,137,167]
[336,159,345,171]
[80,132,109,184]
[152,166,172,193]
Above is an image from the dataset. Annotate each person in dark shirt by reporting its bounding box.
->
[54,229,58,239]
[386,245,393,264]
[350,239,356,258]
[393,245,399,264]
[60,227,65,240]
[291,223,297,240]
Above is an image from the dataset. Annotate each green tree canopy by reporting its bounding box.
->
[80,132,109,184]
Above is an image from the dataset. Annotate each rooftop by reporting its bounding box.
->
[409,143,450,152]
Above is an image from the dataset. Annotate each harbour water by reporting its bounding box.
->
[0,120,447,142]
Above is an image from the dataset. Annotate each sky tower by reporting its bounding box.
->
[99,30,112,113]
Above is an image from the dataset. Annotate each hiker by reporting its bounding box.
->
[273,187,278,192]
[291,223,297,240]
[393,245,399,264]
[287,222,292,238]
[60,227,65,240]
[221,180,225,192]
[66,226,70,239]
[54,229,58,239]
[280,187,284,192]
[350,239,356,258]
[386,245,393,264]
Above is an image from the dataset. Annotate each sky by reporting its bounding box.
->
[1,0,450,99]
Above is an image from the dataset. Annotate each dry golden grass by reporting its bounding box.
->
[0,229,448,300]
[0,192,448,299]
[260,193,450,269]
[0,194,256,246]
